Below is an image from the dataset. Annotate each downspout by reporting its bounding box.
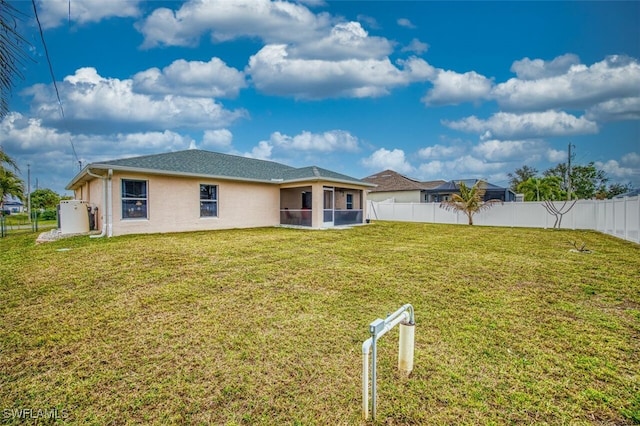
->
[107,169,113,237]
[86,169,112,238]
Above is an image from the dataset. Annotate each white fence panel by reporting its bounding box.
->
[368,196,639,244]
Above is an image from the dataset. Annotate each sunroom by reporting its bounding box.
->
[279,184,365,228]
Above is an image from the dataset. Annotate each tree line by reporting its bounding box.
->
[508,163,633,201]
[1,148,69,215]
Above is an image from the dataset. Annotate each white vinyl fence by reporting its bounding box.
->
[367,196,640,244]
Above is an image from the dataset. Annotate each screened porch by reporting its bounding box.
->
[279,185,365,228]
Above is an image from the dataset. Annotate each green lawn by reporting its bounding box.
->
[1,222,638,425]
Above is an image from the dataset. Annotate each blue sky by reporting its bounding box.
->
[3,0,639,195]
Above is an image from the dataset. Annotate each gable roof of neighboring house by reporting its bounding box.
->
[2,195,23,205]
[427,179,508,192]
[614,188,640,198]
[66,149,374,190]
[362,169,444,192]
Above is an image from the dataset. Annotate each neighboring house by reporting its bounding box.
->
[614,188,640,198]
[2,195,24,214]
[425,179,517,202]
[65,149,374,237]
[362,170,445,203]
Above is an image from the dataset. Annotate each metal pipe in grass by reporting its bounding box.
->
[362,304,415,420]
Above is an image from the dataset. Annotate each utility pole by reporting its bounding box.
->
[27,163,31,223]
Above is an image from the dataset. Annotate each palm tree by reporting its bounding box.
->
[1,0,31,118]
[516,176,565,201]
[439,180,501,225]
[0,169,24,213]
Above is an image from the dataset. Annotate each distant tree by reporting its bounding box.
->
[571,163,608,200]
[30,188,61,210]
[508,165,538,192]
[440,180,502,225]
[543,163,569,193]
[516,176,565,201]
[544,162,608,200]
[598,182,633,199]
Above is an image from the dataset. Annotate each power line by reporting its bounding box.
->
[31,0,81,170]
[30,0,63,119]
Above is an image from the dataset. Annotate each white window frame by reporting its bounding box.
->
[200,184,218,218]
[121,179,148,220]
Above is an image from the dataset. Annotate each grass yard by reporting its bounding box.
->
[1,221,639,425]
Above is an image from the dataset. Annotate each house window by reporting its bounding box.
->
[346,193,353,210]
[200,184,218,217]
[122,179,148,219]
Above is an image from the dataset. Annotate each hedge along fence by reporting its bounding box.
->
[368,195,640,244]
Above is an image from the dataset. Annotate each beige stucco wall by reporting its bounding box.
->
[92,172,280,236]
[75,172,370,235]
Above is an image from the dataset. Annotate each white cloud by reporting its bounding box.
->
[245,141,273,160]
[595,159,637,181]
[422,70,493,106]
[510,54,581,80]
[137,0,331,48]
[443,110,598,139]
[417,144,461,160]
[289,21,393,60]
[397,18,416,29]
[418,156,505,180]
[0,113,71,153]
[268,130,359,152]
[472,139,548,162]
[361,148,414,174]
[493,55,640,112]
[546,148,566,163]
[37,0,142,29]
[247,45,433,99]
[23,67,247,133]
[585,97,640,122]
[112,131,195,154]
[401,38,429,55]
[622,152,640,167]
[201,129,233,149]
[357,14,379,30]
[132,58,246,98]
[0,113,196,192]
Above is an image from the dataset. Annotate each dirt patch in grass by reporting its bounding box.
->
[1,222,639,424]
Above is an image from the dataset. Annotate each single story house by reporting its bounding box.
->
[2,195,24,215]
[425,179,517,202]
[362,170,445,203]
[65,149,375,237]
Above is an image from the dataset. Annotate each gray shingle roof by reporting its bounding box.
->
[68,149,372,188]
[362,169,444,192]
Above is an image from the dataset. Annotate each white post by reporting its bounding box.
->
[398,321,415,376]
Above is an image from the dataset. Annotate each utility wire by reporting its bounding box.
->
[31,0,82,169]
[31,0,63,119]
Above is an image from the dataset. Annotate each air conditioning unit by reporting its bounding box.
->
[59,200,90,235]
